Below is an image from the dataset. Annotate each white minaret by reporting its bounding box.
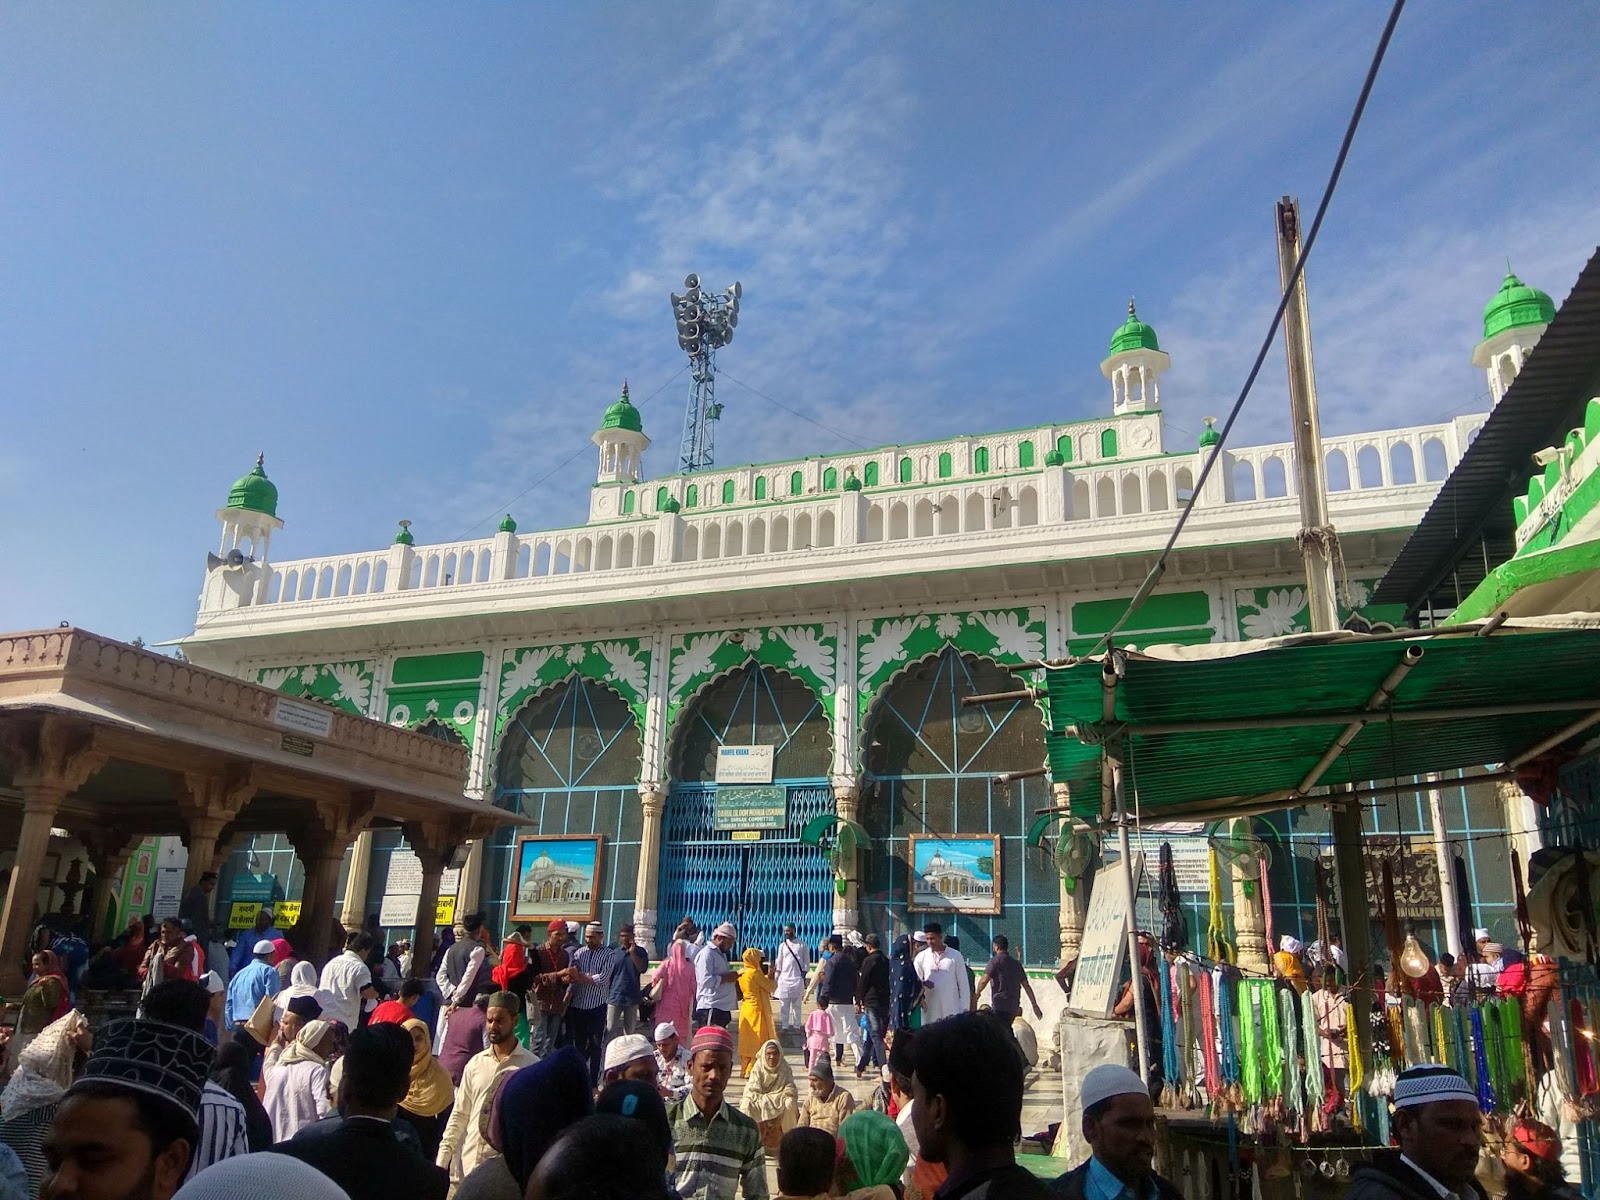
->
[1471,271,1556,405]
[592,381,651,483]
[1100,299,1170,414]
[204,454,282,609]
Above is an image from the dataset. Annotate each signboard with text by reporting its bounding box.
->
[714,746,775,785]
[378,894,458,928]
[713,785,788,831]
[1069,853,1145,1017]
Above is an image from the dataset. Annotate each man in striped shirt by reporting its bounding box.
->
[668,1025,768,1200]
[566,921,619,1086]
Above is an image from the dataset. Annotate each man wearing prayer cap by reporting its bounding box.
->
[436,991,535,1186]
[655,1022,693,1102]
[42,1018,214,1200]
[1050,1063,1181,1200]
[693,924,740,1032]
[566,921,620,1086]
[667,1024,767,1200]
[1345,1065,1486,1200]
[602,1033,660,1088]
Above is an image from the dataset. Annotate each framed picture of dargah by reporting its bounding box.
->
[510,835,604,923]
[908,834,1002,916]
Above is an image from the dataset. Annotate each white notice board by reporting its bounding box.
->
[714,745,775,784]
[1069,853,1144,1017]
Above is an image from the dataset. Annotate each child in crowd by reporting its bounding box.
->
[776,1128,836,1200]
[804,1004,834,1069]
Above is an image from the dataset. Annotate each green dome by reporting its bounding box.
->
[498,514,517,533]
[394,521,414,546]
[842,471,862,492]
[1199,417,1220,448]
[1482,272,1555,340]
[599,381,644,434]
[225,454,278,517]
[658,495,681,514]
[1109,299,1160,355]
[1043,449,1065,467]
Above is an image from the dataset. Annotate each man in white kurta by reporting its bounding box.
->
[436,992,535,1184]
[773,924,811,1033]
[912,922,971,1022]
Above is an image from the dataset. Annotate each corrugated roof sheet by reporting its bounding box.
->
[1373,248,1600,614]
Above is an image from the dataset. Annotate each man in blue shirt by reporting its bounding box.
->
[607,922,650,1038]
[567,921,619,1085]
[228,908,284,975]
[1049,1064,1180,1200]
[225,938,281,1067]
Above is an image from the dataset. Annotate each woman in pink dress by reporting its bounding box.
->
[650,938,696,1041]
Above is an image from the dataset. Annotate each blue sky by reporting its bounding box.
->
[4,4,1596,643]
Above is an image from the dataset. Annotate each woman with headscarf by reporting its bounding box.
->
[1273,935,1309,994]
[396,1018,455,1160]
[837,1110,911,1200]
[742,1039,798,1154]
[12,952,71,1064]
[649,938,696,1043]
[455,1046,592,1200]
[0,1009,91,1196]
[210,1040,273,1153]
[275,960,335,1019]
[738,948,778,1076]
[262,1019,336,1142]
[888,936,921,1033]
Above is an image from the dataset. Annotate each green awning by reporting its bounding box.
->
[1044,614,1600,821]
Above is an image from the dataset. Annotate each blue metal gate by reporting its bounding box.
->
[658,782,836,954]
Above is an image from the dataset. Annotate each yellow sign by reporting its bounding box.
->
[436,896,458,926]
[275,901,302,926]
[227,902,261,930]
[730,830,762,842]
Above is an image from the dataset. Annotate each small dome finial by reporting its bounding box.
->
[1128,296,1137,318]
[621,379,629,400]
[255,451,265,470]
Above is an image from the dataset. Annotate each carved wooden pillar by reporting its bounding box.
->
[177,765,258,890]
[403,817,475,979]
[288,791,376,966]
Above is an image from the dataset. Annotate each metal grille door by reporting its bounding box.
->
[659,782,836,954]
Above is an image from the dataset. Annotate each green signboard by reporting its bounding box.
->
[714,785,788,831]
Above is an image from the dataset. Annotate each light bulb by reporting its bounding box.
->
[1399,933,1430,979]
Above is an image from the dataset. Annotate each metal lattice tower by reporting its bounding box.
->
[669,274,742,472]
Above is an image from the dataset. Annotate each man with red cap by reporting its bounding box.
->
[529,918,572,1056]
[1501,1117,1575,1200]
[667,1024,767,1200]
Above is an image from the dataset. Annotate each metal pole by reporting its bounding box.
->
[1276,194,1374,1082]
[1111,759,1152,1083]
[1426,773,1463,960]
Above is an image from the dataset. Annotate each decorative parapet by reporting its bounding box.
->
[1512,397,1600,555]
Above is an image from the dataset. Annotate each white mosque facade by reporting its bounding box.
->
[180,279,1557,966]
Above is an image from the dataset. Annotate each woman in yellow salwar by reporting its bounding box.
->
[738,946,778,1076]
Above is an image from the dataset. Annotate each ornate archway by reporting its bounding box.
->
[484,677,643,938]
[860,648,1053,964]
[660,663,834,954]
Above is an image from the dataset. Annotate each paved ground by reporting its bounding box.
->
[721,1031,1065,1192]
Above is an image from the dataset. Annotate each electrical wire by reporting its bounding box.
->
[448,364,687,542]
[717,371,898,450]
[1087,0,1407,658]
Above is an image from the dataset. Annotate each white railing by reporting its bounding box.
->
[226,418,1477,614]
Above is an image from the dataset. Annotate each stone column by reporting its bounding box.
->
[633,783,667,957]
[403,819,471,979]
[0,787,66,994]
[1232,869,1270,974]
[297,848,348,965]
[457,841,484,917]
[288,791,376,966]
[1051,785,1090,963]
[81,830,143,944]
[831,776,861,934]
[178,766,258,890]
[340,831,374,928]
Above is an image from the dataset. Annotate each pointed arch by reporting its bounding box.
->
[864,461,880,487]
[1120,473,1143,514]
[1389,441,1417,485]
[1018,440,1035,468]
[889,501,909,541]
[898,457,914,484]
[1325,449,1351,492]
[823,467,839,491]
[973,446,990,474]
[816,511,836,548]
[754,476,768,501]
[790,470,805,496]
[1262,456,1288,498]
[722,479,737,504]
[938,452,953,479]
[913,498,935,537]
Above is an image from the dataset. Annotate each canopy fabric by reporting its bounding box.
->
[1044,614,1600,820]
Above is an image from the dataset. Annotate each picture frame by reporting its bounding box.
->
[907,834,1002,916]
[509,835,605,923]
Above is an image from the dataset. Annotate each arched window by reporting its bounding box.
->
[1018,441,1035,468]
[1422,439,1448,482]
[722,479,736,504]
[622,491,635,514]
[1120,473,1143,515]
[823,466,839,491]
[1056,435,1073,462]
[1232,461,1257,501]
[864,461,880,487]
[938,452,953,479]
[973,447,990,474]
[754,476,768,501]
[898,457,914,484]
[685,484,699,508]
[656,486,672,511]
[861,650,1052,963]
[1356,445,1383,488]
[1100,429,1118,458]
[1071,479,1090,519]
[488,678,644,939]
[1390,442,1417,485]
[1262,457,1288,498]
[1325,449,1351,492]
[790,470,805,496]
